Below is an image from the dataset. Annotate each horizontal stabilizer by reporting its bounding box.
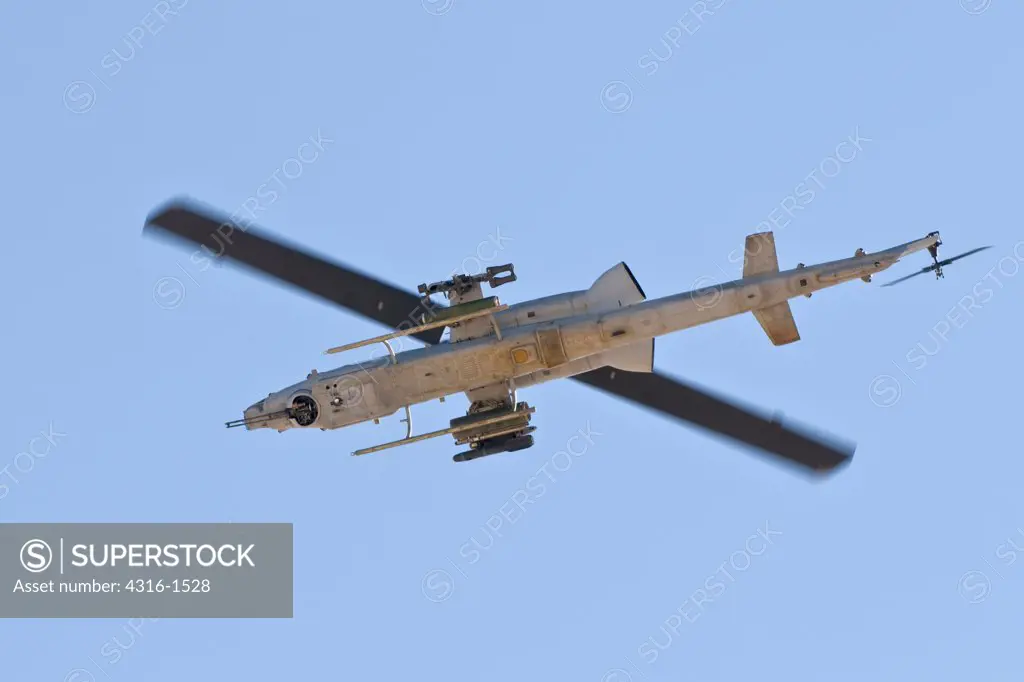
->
[743,232,800,345]
[753,302,801,346]
[743,232,780,277]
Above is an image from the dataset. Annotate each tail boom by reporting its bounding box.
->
[552,232,941,360]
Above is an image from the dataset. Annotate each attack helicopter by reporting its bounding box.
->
[143,199,991,476]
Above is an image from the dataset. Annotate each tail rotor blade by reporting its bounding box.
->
[939,245,994,267]
[882,244,993,287]
[880,267,933,287]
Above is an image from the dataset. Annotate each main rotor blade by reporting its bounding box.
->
[144,198,445,345]
[939,245,993,266]
[572,369,855,474]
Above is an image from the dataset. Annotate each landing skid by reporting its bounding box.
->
[351,403,536,457]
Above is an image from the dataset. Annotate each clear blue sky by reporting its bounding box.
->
[3,1,1023,679]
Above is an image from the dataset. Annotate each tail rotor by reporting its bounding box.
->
[881,239,993,287]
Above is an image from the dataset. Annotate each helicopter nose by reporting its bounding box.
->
[243,400,264,428]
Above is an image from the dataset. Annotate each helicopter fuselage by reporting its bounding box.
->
[241,232,941,433]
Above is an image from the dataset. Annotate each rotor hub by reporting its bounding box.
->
[417,264,516,301]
